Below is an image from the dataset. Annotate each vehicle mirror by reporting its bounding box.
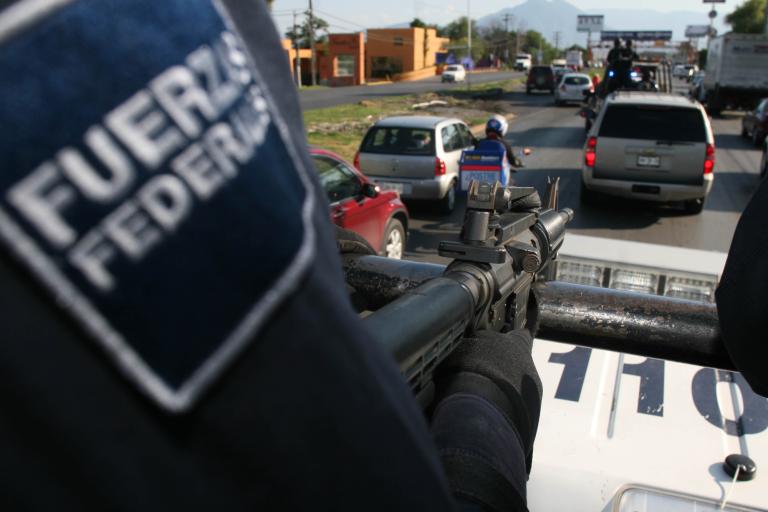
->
[361,182,380,198]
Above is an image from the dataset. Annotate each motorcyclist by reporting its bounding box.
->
[0,1,540,511]
[475,114,524,169]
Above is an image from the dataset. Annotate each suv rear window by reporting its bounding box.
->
[361,127,436,155]
[599,105,706,142]
[530,67,552,78]
[564,76,590,85]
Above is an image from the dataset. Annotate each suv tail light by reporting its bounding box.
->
[435,157,447,176]
[353,151,360,170]
[704,143,715,174]
[585,136,597,167]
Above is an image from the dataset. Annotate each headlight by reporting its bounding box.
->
[554,257,718,303]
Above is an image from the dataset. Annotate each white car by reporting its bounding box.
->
[356,116,475,213]
[441,64,466,83]
[555,73,593,106]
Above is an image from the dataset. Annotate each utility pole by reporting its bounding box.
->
[503,13,512,64]
[308,0,317,86]
[467,0,472,91]
[292,10,302,89]
[554,31,561,53]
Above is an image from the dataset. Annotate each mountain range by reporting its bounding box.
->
[473,0,727,48]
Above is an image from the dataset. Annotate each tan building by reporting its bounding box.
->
[366,27,449,81]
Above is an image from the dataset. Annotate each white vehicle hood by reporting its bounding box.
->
[529,235,768,511]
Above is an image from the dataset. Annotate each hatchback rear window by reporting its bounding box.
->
[564,76,590,85]
[446,66,459,71]
[599,105,706,142]
[361,127,436,155]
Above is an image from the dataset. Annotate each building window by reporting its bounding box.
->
[394,37,404,46]
[336,54,355,77]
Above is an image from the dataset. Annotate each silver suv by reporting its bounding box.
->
[356,116,475,213]
[582,92,715,214]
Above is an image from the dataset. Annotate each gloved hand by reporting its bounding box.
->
[431,330,542,512]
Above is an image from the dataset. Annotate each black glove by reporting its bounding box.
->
[431,330,542,512]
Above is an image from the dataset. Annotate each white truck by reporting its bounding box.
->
[515,53,532,72]
[703,33,768,115]
[566,49,584,71]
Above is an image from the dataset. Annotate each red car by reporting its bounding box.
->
[309,148,409,259]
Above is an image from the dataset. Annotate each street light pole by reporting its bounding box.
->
[308,0,317,86]
[292,10,302,89]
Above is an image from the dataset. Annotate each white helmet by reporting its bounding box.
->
[485,114,508,137]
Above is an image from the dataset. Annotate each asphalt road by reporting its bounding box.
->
[403,83,762,264]
[299,70,524,110]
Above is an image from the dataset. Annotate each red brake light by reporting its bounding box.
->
[585,136,597,167]
[353,151,360,170]
[704,143,715,174]
[435,158,446,176]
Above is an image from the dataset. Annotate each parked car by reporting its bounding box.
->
[515,53,532,71]
[555,73,593,106]
[355,116,476,213]
[441,64,466,83]
[741,98,768,146]
[581,92,715,214]
[761,135,768,179]
[527,66,555,94]
[310,148,409,259]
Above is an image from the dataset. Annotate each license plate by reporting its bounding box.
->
[378,182,411,195]
[637,155,660,167]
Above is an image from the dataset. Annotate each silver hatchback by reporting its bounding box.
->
[356,116,475,213]
[582,92,715,214]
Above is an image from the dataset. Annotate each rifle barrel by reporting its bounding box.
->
[347,255,734,371]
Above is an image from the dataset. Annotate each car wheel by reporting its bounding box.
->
[440,181,457,214]
[684,197,705,215]
[526,87,531,95]
[382,219,405,259]
[741,124,749,137]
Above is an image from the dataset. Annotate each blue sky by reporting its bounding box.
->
[270,0,735,36]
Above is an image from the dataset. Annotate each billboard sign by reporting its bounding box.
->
[600,31,673,42]
[685,25,711,37]
[577,15,604,33]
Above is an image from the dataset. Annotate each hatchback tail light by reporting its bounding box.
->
[585,136,597,167]
[353,151,360,170]
[435,157,447,176]
[704,143,715,174]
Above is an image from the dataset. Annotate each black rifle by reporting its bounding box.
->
[344,179,731,408]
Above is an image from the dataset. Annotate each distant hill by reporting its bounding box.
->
[475,0,727,47]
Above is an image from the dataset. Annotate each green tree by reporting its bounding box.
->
[410,18,427,28]
[725,0,766,33]
[285,11,329,48]
[439,17,480,41]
